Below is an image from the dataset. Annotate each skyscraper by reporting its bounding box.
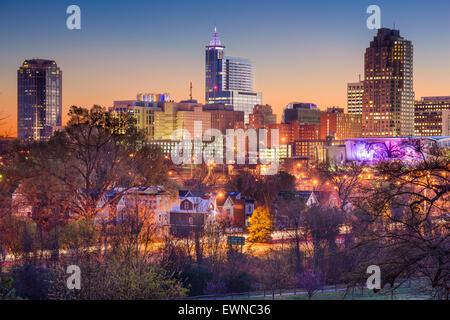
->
[362,28,414,137]
[205,27,262,123]
[17,59,62,141]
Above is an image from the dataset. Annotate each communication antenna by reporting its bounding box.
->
[189,81,193,100]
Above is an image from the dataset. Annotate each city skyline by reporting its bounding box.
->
[1,0,450,136]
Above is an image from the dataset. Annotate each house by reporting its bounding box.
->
[216,192,255,229]
[96,186,178,237]
[169,190,218,237]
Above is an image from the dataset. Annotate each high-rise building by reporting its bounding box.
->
[414,96,450,137]
[283,102,321,125]
[17,59,62,141]
[225,57,254,92]
[205,27,262,123]
[362,28,414,137]
[347,81,364,115]
[320,107,362,140]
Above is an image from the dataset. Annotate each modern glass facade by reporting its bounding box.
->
[225,57,253,92]
[17,59,62,141]
[205,28,262,123]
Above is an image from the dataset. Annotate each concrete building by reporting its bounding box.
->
[414,96,450,137]
[347,81,364,115]
[203,104,245,134]
[249,104,277,129]
[283,102,321,125]
[153,102,212,140]
[442,109,450,137]
[320,107,362,140]
[110,97,163,139]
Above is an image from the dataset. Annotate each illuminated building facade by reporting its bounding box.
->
[344,137,450,162]
[299,124,321,140]
[347,81,364,115]
[110,99,162,139]
[362,28,414,137]
[414,96,450,137]
[205,27,262,123]
[289,140,330,162]
[153,102,211,140]
[17,59,62,141]
[320,107,362,140]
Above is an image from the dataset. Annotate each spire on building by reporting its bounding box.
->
[209,25,223,47]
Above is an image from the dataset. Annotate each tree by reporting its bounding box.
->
[227,170,296,212]
[8,105,168,221]
[180,264,213,296]
[248,206,273,243]
[276,196,307,273]
[296,271,324,300]
[303,206,343,279]
[48,254,187,300]
[348,140,449,299]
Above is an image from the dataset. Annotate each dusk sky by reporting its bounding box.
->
[1,0,450,136]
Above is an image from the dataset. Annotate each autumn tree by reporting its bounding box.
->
[8,105,168,221]
[248,206,273,243]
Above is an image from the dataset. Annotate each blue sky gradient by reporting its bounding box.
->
[1,0,449,134]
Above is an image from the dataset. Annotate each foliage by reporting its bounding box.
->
[221,271,254,293]
[12,264,54,300]
[48,254,187,300]
[204,280,227,295]
[180,264,213,296]
[248,206,273,243]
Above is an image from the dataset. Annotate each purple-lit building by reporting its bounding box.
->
[317,136,450,164]
[345,137,450,162]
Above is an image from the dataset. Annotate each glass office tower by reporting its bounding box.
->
[205,27,226,102]
[17,59,62,141]
[205,27,262,123]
